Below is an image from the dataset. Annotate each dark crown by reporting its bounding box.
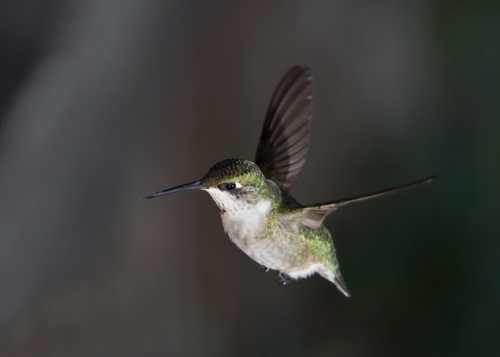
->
[203,159,263,186]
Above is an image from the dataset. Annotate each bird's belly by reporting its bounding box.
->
[244,237,299,271]
[222,215,307,272]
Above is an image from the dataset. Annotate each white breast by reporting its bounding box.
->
[205,188,272,241]
[222,199,272,239]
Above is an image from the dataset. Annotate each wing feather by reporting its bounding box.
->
[255,65,313,191]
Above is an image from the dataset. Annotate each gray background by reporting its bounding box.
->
[0,1,498,356]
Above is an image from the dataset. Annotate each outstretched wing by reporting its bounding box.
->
[255,65,313,192]
[300,176,436,229]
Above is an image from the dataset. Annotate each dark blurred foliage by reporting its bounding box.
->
[0,1,498,356]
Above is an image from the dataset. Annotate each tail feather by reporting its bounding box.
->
[301,176,435,229]
[319,269,351,297]
[333,274,351,298]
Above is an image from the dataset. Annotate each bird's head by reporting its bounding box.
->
[145,159,271,213]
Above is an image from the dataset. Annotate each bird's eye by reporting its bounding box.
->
[218,182,237,191]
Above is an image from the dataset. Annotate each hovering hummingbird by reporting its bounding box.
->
[146,66,434,297]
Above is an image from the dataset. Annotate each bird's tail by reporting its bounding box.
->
[300,176,435,229]
[318,268,351,297]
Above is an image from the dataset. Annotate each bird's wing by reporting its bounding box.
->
[255,65,313,193]
[299,176,436,229]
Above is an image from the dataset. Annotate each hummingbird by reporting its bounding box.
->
[146,65,434,297]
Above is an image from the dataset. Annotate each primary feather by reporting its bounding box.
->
[255,66,313,192]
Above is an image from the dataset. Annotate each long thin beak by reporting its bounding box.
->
[144,180,203,199]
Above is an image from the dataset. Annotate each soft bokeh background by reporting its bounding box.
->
[1,1,498,356]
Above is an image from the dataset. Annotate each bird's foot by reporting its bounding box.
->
[260,265,270,273]
[278,272,291,286]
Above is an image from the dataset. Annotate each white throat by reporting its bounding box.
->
[205,188,272,239]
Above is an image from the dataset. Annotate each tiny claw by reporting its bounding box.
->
[278,272,291,286]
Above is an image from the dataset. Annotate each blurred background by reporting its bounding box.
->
[0,1,498,356]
